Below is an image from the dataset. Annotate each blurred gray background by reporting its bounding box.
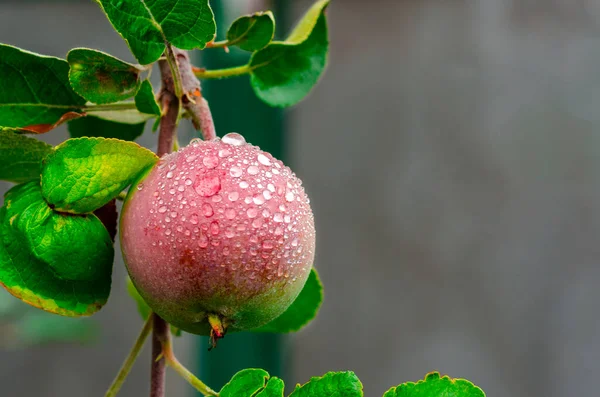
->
[3,0,600,396]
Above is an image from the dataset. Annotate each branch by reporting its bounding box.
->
[150,314,169,397]
[157,57,181,156]
[169,48,217,140]
[149,51,183,397]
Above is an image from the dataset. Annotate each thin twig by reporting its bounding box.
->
[105,315,153,397]
[162,329,219,396]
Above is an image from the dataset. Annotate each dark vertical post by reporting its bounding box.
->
[195,0,290,392]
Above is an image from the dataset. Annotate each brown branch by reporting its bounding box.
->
[150,51,183,397]
[150,314,169,397]
[171,48,217,141]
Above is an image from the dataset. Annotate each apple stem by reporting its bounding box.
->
[207,313,227,349]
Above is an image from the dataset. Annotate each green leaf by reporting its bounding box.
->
[289,372,363,397]
[135,80,161,116]
[16,197,114,282]
[227,12,275,52]
[255,377,284,397]
[383,372,486,397]
[95,0,216,65]
[41,137,158,213]
[249,0,329,107]
[254,267,322,333]
[0,44,86,131]
[68,48,143,104]
[0,183,112,316]
[0,129,52,183]
[88,108,155,124]
[68,116,146,141]
[220,369,269,397]
[126,276,151,320]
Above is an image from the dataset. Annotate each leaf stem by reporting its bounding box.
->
[165,44,184,99]
[162,333,219,396]
[105,315,153,397]
[206,40,229,49]
[194,64,252,79]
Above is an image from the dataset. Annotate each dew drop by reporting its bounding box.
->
[184,229,191,236]
[169,188,176,195]
[137,183,144,191]
[274,226,284,236]
[185,154,197,163]
[252,218,263,228]
[165,217,171,223]
[247,165,259,175]
[158,206,168,214]
[225,228,235,238]
[267,184,275,192]
[230,166,243,178]
[198,235,208,248]
[176,225,183,233]
[279,204,287,212]
[166,171,174,179]
[225,208,236,219]
[222,133,246,146]
[253,195,265,205]
[262,209,271,218]
[223,247,230,256]
[247,208,258,218]
[211,240,220,247]
[212,195,222,203]
[218,149,231,158]
[258,154,271,166]
[170,211,177,218]
[194,174,221,197]
[245,196,253,204]
[263,190,272,200]
[203,155,219,169]
[262,240,274,250]
[190,214,200,225]
[185,179,193,186]
[202,203,214,217]
[228,191,239,201]
[210,221,220,235]
[239,181,249,189]
[273,213,284,223]
[284,215,291,223]
[237,224,247,232]
[190,138,202,147]
[291,238,299,247]
[285,190,295,202]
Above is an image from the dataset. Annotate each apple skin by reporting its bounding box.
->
[120,134,315,335]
